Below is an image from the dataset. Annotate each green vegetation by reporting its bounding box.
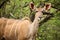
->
[0,0,60,40]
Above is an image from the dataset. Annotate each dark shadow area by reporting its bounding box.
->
[1,37,5,40]
[39,12,54,26]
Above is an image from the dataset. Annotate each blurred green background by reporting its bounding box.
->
[0,0,60,40]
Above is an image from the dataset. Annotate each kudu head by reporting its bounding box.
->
[29,2,51,15]
[29,2,51,22]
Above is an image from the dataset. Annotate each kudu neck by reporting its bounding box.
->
[32,11,43,27]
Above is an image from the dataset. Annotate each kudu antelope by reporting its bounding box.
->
[0,2,51,40]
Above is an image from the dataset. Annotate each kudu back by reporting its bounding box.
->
[0,2,51,40]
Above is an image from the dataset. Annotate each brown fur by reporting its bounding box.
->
[4,19,31,40]
[0,18,31,40]
[0,18,7,39]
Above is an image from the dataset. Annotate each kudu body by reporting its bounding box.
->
[0,2,51,40]
[0,18,7,40]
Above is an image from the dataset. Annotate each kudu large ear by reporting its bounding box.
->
[44,3,51,11]
[29,2,36,11]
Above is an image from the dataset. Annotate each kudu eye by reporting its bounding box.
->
[36,11,38,12]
